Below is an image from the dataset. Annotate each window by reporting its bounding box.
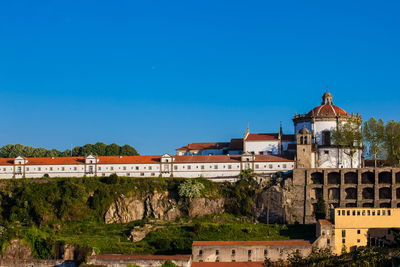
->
[352,210,356,216]
[264,250,268,255]
[357,230,360,234]
[123,166,126,170]
[327,239,330,244]
[248,250,252,256]
[74,167,77,171]
[382,210,386,215]
[88,166,93,173]
[377,210,380,216]
[110,167,114,171]
[255,164,259,169]
[228,165,232,169]
[201,165,205,170]
[372,211,375,216]
[342,210,345,215]
[232,250,235,255]
[388,210,391,216]
[62,167,65,171]
[199,250,202,256]
[151,173,155,176]
[188,165,191,170]
[98,167,101,171]
[140,173,144,176]
[149,166,152,170]
[283,164,287,168]
[342,239,346,244]
[362,210,365,216]
[17,166,21,173]
[347,210,350,215]
[214,165,218,169]
[26,167,29,171]
[216,250,219,255]
[324,150,329,155]
[174,166,178,170]
[322,131,331,146]
[368,210,371,216]
[357,239,360,243]
[126,173,130,176]
[136,166,139,170]
[342,230,346,237]
[38,167,41,171]
[357,211,360,216]
[50,167,53,171]
[269,164,273,169]
[337,210,340,216]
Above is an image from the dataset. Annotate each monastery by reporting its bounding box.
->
[0,90,362,179]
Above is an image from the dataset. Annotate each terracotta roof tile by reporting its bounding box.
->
[191,262,264,267]
[192,240,311,246]
[246,133,279,141]
[177,142,230,151]
[173,155,241,163]
[92,254,191,260]
[308,104,347,117]
[318,219,332,226]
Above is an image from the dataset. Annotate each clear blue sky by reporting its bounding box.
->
[1,1,399,155]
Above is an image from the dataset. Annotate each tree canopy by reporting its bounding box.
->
[0,143,139,158]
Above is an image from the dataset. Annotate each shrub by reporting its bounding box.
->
[178,180,204,200]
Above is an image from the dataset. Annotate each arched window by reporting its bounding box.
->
[300,136,304,144]
[304,136,308,144]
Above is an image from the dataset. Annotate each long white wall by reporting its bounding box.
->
[0,161,294,179]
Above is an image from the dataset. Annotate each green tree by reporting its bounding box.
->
[178,180,204,199]
[0,144,14,157]
[106,143,120,156]
[384,120,400,166]
[331,118,363,168]
[71,146,82,156]
[81,144,95,156]
[93,142,107,156]
[161,260,178,267]
[363,117,385,167]
[314,196,326,220]
[120,144,139,156]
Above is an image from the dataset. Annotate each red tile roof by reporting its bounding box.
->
[193,240,311,246]
[246,133,295,142]
[0,154,293,166]
[177,142,230,151]
[174,155,241,163]
[91,254,191,260]
[318,219,332,226]
[192,262,264,267]
[229,138,244,150]
[254,155,293,162]
[308,104,347,117]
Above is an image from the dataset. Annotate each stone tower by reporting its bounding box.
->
[296,125,312,168]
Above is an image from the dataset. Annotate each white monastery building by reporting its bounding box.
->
[0,90,362,179]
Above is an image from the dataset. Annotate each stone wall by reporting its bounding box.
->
[292,168,400,223]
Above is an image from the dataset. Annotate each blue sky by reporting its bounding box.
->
[1,0,399,155]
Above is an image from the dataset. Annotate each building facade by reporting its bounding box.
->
[0,154,294,180]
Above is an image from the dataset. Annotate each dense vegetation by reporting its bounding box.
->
[0,175,316,260]
[0,142,139,158]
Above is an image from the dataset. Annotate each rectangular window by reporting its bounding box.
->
[388,210,391,216]
[337,210,340,216]
[283,164,287,168]
[214,165,218,169]
[269,164,273,169]
[342,210,345,216]
[232,250,235,255]
[382,210,385,215]
[174,166,178,170]
[50,167,53,171]
[248,250,252,256]
[62,167,65,171]
[372,211,375,216]
[362,210,365,216]
[368,210,371,216]
[88,166,93,173]
[327,239,330,244]
[199,250,202,256]
[201,165,205,170]
[136,166,139,170]
[140,173,144,176]
[151,173,155,176]
[110,167,114,171]
[126,173,130,176]
[342,239,346,244]
[228,165,232,169]
[123,166,126,170]
[357,211,360,216]
[149,166,152,170]
[98,167,101,171]
[26,167,29,171]
[377,210,380,216]
[352,211,356,216]
[216,250,219,255]
[188,165,191,170]
[38,167,41,171]
[342,230,346,237]
[255,164,259,169]
[264,250,268,255]
[357,230,360,234]
[74,167,77,171]
[347,210,350,216]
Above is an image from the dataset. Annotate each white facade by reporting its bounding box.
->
[245,140,280,155]
[0,154,294,180]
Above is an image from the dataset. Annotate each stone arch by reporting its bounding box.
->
[379,171,392,184]
[380,202,391,208]
[379,187,391,199]
[397,203,400,208]
[311,172,323,184]
[362,188,374,200]
[345,188,357,200]
[311,188,322,200]
[397,188,400,199]
[363,203,374,207]
[344,172,357,184]
[362,172,374,184]
[328,188,339,200]
[396,172,400,184]
[328,172,340,185]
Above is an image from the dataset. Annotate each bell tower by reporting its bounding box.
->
[296,125,313,168]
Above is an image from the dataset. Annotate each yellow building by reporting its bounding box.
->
[333,208,400,254]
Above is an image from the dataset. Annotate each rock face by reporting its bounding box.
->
[105,192,226,224]
[0,239,33,260]
[105,191,183,224]
[189,198,225,217]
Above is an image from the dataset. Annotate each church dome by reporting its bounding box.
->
[307,90,348,117]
